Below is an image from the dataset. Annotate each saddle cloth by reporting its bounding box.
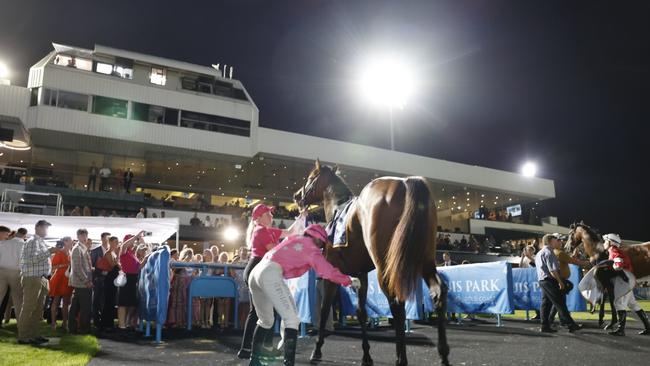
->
[326,198,357,248]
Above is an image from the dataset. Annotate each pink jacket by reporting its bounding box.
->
[265,235,351,287]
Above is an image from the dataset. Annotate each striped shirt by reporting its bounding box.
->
[20,235,52,277]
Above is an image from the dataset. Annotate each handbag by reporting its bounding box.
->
[114,271,127,287]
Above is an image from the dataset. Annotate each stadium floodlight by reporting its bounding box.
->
[359,55,414,109]
[358,54,415,150]
[223,226,240,242]
[521,162,537,178]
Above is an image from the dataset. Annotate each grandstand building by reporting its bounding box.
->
[0,43,567,248]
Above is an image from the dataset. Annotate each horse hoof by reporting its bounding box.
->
[310,350,322,363]
[440,359,451,366]
[362,357,374,366]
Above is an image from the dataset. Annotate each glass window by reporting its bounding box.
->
[132,102,165,123]
[164,108,179,126]
[42,89,57,106]
[57,91,88,111]
[92,96,128,118]
[52,54,92,71]
[30,88,39,106]
[96,62,113,75]
[150,67,166,85]
[95,61,133,79]
[180,110,250,137]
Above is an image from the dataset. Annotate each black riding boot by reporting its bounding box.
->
[636,310,650,335]
[609,311,626,336]
[283,328,298,366]
[249,326,268,366]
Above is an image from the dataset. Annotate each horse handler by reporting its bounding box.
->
[247,224,360,366]
[601,233,650,336]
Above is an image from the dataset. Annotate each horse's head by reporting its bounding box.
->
[293,159,338,208]
[570,221,603,258]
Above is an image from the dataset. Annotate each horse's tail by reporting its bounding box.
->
[383,177,432,302]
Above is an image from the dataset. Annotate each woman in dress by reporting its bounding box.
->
[49,237,74,330]
[117,233,143,330]
[100,236,121,329]
[167,247,194,328]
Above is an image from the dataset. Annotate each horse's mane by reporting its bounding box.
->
[577,223,602,243]
[323,165,354,200]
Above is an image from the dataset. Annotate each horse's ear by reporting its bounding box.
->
[333,164,340,174]
[315,159,321,170]
[579,220,585,225]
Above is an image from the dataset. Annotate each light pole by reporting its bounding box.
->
[359,55,414,151]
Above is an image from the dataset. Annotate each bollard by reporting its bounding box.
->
[496,314,503,327]
[156,323,162,343]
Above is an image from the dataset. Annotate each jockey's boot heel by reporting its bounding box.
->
[636,310,650,335]
[608,311,626,336]
[283,328,298,366]
[249,325,268,366]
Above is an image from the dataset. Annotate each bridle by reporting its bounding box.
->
[298,169,329,208]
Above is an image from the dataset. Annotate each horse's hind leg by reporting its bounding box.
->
[388,298,407,366]
[424,270,451,366]
[357,276,373,366]
[310,280,338,363]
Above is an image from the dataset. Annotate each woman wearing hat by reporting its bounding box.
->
[248,224,358,366]
[602,233,650,336]
[238,204,306,359]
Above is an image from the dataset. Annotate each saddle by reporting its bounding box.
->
[326,198,356,248]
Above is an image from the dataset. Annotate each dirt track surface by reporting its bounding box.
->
[88,319,650,365]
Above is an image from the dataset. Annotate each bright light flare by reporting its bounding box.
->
[223,226,240,242]
[521,162,537,177]
[358,55,415,109]
[0,62,8,79]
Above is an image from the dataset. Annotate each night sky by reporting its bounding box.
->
[1,1,649,239]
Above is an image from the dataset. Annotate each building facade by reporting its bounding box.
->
[0,43,564,246]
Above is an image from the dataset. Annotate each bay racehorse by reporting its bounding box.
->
[568,222,650,327]
[293,160,450,366]
[566,222,617,328]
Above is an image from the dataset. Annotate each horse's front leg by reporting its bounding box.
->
[310,279,338,363]
[598,295,606,328]
[425,271,450,366]
[388,298,407,366]
[604,286,618,330]
[356,275,373,366]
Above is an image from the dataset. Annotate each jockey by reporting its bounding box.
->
[602,233,650,336]
[247,224,360,365]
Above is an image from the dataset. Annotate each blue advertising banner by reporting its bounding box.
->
[338,270,423,320]
[512,264,586,312]
[512,267,541,311]
[437,261,514,314]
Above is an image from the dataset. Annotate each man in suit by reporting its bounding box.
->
[442,252,457,267]
[90,232,110,330]
[68,229,93,334]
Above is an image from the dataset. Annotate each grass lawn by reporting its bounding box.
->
[502,300,650,321]
[0,320,99,366]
